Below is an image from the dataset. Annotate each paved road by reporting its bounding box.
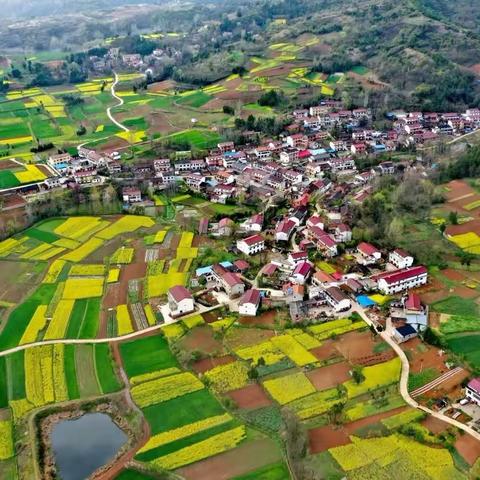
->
[353,305,480,441]
[107,72,129,133]
[0,305,222,358]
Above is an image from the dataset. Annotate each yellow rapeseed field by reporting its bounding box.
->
[138,413,232,454]
[117,304,134,335]
[69,264,105,276]
[14,164,47,183]
[63,278,104,299]
[344,357,401,398]
[270,334,317,366]
[19,305,48,345]
[263,372,316,405]
[96,215,154,240]
[54,216,108,240]
[144,304,157,326]
[151,426,246,470]
[131,372,203,407]
[203,361,250,392]
[111,247,134,264]
[0,420,14,460]
[107,268,120,283]
[44,299,75,340]
[61,237,104,262]
[43,259,66,283]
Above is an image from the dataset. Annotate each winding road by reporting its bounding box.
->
[107,72,129,133]
[353,306,480,441]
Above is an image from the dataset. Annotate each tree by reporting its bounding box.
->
[352,366,365,384]
[328,402,345,424]
[449,211,458,225]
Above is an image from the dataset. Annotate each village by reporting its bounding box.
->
[2,97,480,455]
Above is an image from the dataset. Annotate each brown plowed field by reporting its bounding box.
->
[191,355,236,374]
[227,384,272,409]
[306,362,351,390]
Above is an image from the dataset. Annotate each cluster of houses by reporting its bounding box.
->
[166,200,429,342]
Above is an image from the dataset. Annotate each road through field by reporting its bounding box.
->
[107,72,129,133]
[353,306,480,442]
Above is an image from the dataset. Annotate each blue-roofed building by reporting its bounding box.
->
[393,324,417,344]
[195,261,233,278]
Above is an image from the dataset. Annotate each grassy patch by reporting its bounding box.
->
[432,296,478,317]
[120,334,178,378]
[64,345,80,399]
[142,388,225,435]
[408,368,439,391]
[232,462,290,480]
[446,334,480,368]
[94,344,122,394]
[0,170,20,189]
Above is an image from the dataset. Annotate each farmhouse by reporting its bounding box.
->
[238,288,261,316]
[466,378,480,406]
[357,242,382,265]
[122,187,142,204]
[324,286,351,312]
[168,285,195,318]
[374,266,428,295]
[290,261,312,285]
[275,219,296,242]
[393,324,418,344]
[212,264,245,298]
[236,234,265,256]
[288,251,308,265]
[389,248,414,269]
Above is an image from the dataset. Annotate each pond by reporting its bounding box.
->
[51,413,128,480]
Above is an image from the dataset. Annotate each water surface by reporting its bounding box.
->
[51,413,127,480]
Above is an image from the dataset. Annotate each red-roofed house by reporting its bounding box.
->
[290,261,312,285]
[309,226,338,257]
[288,251,308,265]
[233,259,250,273]
[244,213,263,232]
[262,263,278,276]
[168,285,194,317]
[466,378,480,405]
[335,224,352,243]
[220,271,245,298]
[373,266,428,295]
[389,248,414,269]
[357,242,382,265]
[239,289,262,316]
[405,293,421,311]
[312,270,335,286]
[307,215,326,230]
[275,219,296,242]
[236,234,265,256]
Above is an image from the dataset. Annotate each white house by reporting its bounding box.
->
[122,187,142,203]
[389,248,414,269]
[357,242,382,265]
[466,378,480,406]
[239,289,261,316]
[168,285,195,317]
[324,286,351,312]
[374,266,428,295]
[289,262,312,285]
[236,234,265,256]
[275,219,296,242]
[335,224,352,243]
[288,251,308,266]
[393,324,418,344]
[244,213,263,233]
